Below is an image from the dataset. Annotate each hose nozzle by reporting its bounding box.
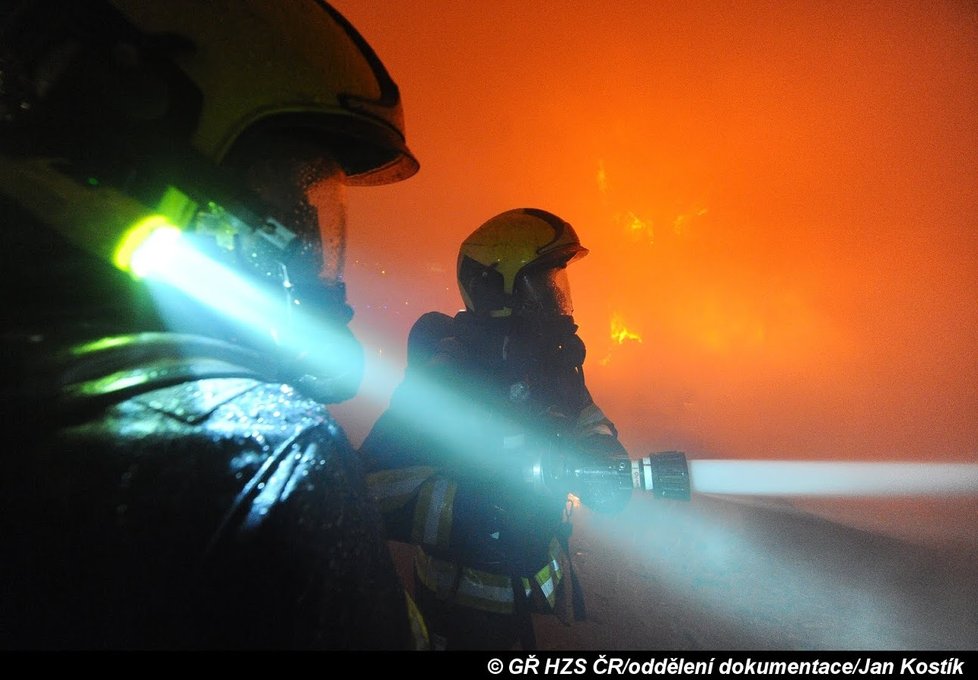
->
[631,451,691,500]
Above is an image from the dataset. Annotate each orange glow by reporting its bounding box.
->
[596,161,608,195]
[622,211,653,243]
[330,1,978,474]
[673,208,707,236]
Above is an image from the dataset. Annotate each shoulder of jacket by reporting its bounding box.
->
[407,312,457,368]
[54,332,276,423]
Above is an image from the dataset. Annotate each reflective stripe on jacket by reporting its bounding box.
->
[413,539,563,615]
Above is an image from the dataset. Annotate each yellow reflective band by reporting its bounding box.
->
[366,466,437,512]
[455,568,514,614]
[533,564,556,607]
[416,551,463,595]
[538,575,555,602]
[404,591,430,651]
[415,550,515,614]
[411,477,456,549]
[415,538,568,615]
[533,539,565,608]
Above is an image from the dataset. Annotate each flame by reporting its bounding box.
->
[673,208,707,236]
[621,211,654,244]
[626,212,649,233]
[611,313,642,345]
[598,159,706,243]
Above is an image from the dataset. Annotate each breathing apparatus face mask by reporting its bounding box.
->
[504,265,586,374]
[236,147,347,290]
[513,266,574,321]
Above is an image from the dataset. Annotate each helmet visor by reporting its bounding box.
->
[221,146,360,401]
[514,266,574,319]
[242,152,347,285]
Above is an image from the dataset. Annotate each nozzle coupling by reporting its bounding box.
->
[631,451,691,500]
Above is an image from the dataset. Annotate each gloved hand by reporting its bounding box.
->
[564,435,632,514]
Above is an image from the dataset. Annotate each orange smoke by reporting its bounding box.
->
[331,1,978,470]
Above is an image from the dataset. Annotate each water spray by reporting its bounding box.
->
[688,459,978,497]
[92,185,978,507]
[544,451,978,507]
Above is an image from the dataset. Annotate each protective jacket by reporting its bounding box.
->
[0,199,415,649]
[362,311,629,649]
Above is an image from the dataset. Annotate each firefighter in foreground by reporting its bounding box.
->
[362,208,632,650]
[1,1,424,648]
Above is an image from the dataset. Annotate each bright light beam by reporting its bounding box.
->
[128,227,978,504]
[131,221,978,649]
[128,227,523,467]
[131,226,364,390]
[690,460,978,497]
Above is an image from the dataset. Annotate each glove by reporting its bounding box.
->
[564,435,632,514]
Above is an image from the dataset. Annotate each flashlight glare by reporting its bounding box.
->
[118,221,978,508]
[130,226,183,278]
[690,460,978,497]
[126,226,365,396]
[113,216,178,276]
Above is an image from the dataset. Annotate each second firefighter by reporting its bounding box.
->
[362,208,631,650]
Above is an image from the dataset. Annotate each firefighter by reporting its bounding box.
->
[0,0,424,648]
[362,208,631,650]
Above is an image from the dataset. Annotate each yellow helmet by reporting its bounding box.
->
[1,0,417,185]
[109,0,418,184]
[457,208,588,318]
[0,0,417,401]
